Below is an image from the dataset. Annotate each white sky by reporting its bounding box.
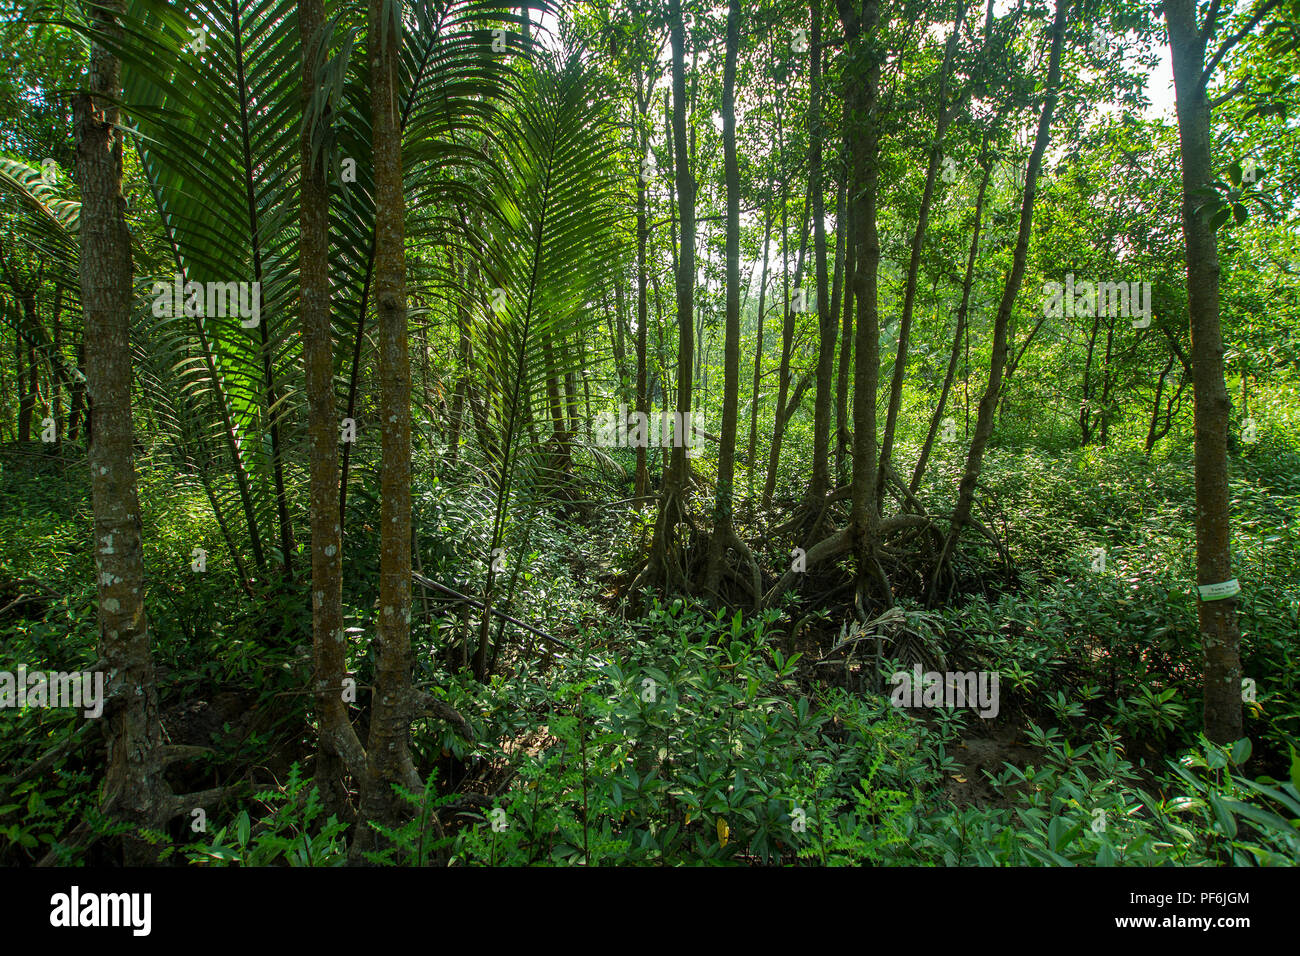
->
[1147,43,1177,122]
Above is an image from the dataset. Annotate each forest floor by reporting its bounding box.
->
[2,440,1299,865]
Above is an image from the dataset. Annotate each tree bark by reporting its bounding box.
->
[1166,0,1243,744]
[355,0,420,856]
[640,0,696,594]
[300,0,366,812]
[837,0,887,605]
[808,0,835,500]
[703,0,758,604]
[835,186,854,484]
[75,0,167,863]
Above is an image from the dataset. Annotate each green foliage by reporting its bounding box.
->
[910,730,1300,866]
[186,765,348,867]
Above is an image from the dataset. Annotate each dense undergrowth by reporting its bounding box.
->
[2,423,1298,865]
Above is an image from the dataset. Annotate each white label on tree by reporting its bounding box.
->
[1198,579,1240,601]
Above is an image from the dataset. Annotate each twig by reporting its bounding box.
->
[411,571,575,652]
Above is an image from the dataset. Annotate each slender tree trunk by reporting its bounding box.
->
[930,0,1067,605]
[0,330,10,441]
[612,276,628,400]
[808,0,835,500]
[837,0,888,605]
[51,287,63,446]
[542,331,572,477]
[1166,0,1243,743]
[635,153,650,502]
[836,190,855,484]
[1098,317,1115,445]
[763,157,793,507]
[911,148,992,496]
[877,1,969,505]
[75,0,167,863]
[356,0,420,855]
[632,79,653,504]
[16,300,33,442]
[68,338,87,443]
[301,0,365,810]
[747,202,773,495]
[25,296,38,439]
[418,321,433,432]
[581,348,593,442]
[1080,311,1101,444]
[640,0,695,594]
[704,0,757,601]
[565,369,580,449]
[828,179,846,370]
[448,254,469,465]
[1146,350,1177,453]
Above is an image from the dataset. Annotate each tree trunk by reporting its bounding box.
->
[16,298,34,442]
[640,0,695,594]
[356,0,420,856]
[1098,316,1115,445]
[75,0,167,863]
[1080,310,1101,445]
[877,1,968,506]
[68,338,87,443]
[762,153,794,507]
[1166,0,1243,744]
[300,0,366,812]
[747,202,773,496]
[808,0,835,500]
[911,145,992,496]
[449,252,470,464]
[835,188,854,484]
[930,0,1067,605]
[837,0,888,605]
[542,330,572,477]
[51,287,63,446]
[1146,350,1178,453]
[704,0,758,604]
[612,276,628,400]
[635,155,650,502]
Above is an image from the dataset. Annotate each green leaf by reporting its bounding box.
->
[1208,791,1238,838]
